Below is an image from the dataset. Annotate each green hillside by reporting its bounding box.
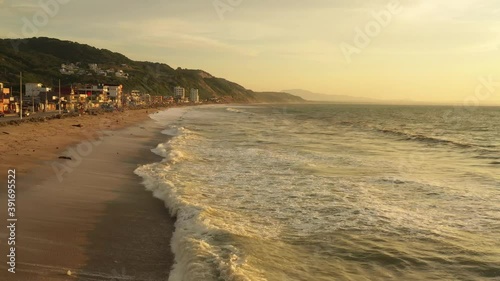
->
[0,37,304,103]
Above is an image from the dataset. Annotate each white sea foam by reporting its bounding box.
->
[135,104,500,281]
[226,107,242,113]
[137,109,267,281]
[151,143,186,164]
[135,162,265,281]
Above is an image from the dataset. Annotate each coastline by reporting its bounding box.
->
[0,108,159,174]
[0,110,175,280]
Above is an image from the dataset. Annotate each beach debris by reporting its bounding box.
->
[72,124,83,128]
[59,156,72,160]
[67,270,72,276]
[2,131,9,134]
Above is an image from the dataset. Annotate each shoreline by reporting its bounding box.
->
[0,110,176,280]
[0,107,164,174]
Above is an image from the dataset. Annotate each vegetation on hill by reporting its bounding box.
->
[0,37,304,103]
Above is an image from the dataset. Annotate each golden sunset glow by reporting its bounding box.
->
[1,0,500,104]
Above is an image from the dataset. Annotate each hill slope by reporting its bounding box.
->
[0,37,304,103]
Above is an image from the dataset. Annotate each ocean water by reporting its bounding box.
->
[136,104,500,281]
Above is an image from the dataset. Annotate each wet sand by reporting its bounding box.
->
[0,112,175,280]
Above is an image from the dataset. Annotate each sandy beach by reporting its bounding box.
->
[0,110,175,280]
[0,109,157,174]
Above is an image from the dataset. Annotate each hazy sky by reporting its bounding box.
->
[1,0,500,104]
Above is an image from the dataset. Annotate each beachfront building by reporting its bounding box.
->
[25,83,51,97]
[2,95,12,113]
[35,91,59,112]
[152,96,163,104]
[0,84,15,113]
[104,84,123,107]
[125,90,147,107]
[52,86,76,111]
[0,83,4,113]
[25,83,42,97]
[164,96,174,104]
[25,83,52,112]
[76,85,107,106]
[174,86,185,100]
[142,93,153,104]
[190,88,200,103]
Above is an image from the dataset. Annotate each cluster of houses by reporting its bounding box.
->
[0,82,202,115]
[60,63,129,79]
[0,82,128,114]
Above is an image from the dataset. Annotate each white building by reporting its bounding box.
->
[104,84,123,98]
[115,70,129,79]
[174,86,185,99]
[89,63,99,72]
[190,88,199,103]
[25,83,51,97]
[25,83,42,97]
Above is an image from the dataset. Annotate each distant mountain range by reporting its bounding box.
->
[0,37,304,103]
[282,89,417,105]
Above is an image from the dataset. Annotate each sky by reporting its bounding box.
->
[1,0,500,104]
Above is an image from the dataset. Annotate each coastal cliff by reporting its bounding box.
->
[0,37,304,103]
